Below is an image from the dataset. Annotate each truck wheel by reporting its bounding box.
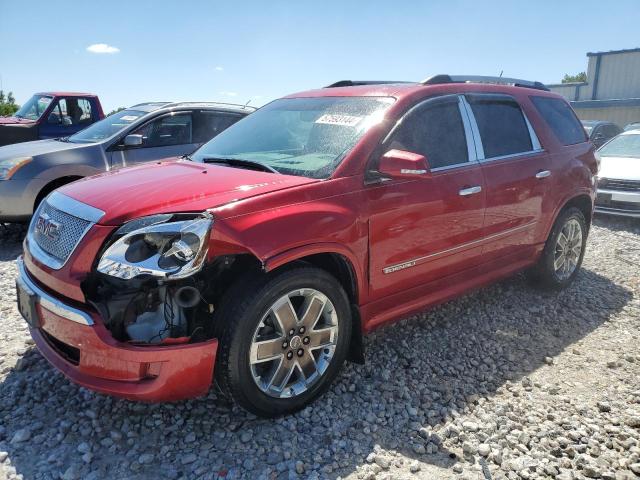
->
[214,266,352,417]
[527,207,587,290]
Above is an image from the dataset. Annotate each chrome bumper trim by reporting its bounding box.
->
[16,256,94,326]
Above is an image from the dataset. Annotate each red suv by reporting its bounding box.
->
[16,75,597,417]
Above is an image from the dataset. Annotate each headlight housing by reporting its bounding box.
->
[0,157,32,180]
[97,214,213,280]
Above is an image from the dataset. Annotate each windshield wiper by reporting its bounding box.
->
[201,157,280,174]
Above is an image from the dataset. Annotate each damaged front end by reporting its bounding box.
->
[83,213,223,346]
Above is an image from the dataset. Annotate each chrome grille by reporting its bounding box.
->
[31,200,91,262]
[27,191,105,270]
[598,178,640,192]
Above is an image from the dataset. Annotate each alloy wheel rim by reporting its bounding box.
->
[554,218,583,280]
[249,289,339,398]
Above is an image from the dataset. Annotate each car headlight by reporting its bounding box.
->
[0,157,32,180]
[97,214,213,280]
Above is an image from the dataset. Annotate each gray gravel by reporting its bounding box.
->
[0,215,639,480]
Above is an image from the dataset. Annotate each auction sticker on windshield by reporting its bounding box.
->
[315,114,362,127]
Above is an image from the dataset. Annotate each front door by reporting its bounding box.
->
[114,112,198,167]
[39,97,94,138]
[367,95,486,300]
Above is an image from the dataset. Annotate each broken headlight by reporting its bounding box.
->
[97,214,213,280]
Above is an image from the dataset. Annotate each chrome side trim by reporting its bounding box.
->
[382,222,537,274]
[47,191,105,223]
[460,96,485,159]
[478,149,545,164]
[16,257,94,326]
[457,95,478,162]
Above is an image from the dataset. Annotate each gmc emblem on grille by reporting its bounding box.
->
[35,213,62,241]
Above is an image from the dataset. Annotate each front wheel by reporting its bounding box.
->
[527,207,588,289]
[214,266,352,417]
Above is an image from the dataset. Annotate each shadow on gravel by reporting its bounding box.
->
[0,223,634,479]
[0,224,27,261]
[593,212,640,236]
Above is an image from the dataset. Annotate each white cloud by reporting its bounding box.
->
[218,91,237,97]
[86,43,120,54]
[215,66,224,71]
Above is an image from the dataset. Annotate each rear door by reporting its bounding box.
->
[463,93,549,261]
[367,95,486,299]
[116,112,198,166]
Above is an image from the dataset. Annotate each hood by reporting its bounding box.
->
[58,160,319,225]
[0,139,88,162]
[599,155,640,181]
[0,116,36,125]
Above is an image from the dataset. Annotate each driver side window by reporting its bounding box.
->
[130,114,193,148]
[387,98,469,169]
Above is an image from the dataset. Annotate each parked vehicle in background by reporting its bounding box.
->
[595,130,640,217]
[16,75,596,417]
[623,122,640,131]
[581,120,622,148]
[0,101,254,222]
[0,93,105,147]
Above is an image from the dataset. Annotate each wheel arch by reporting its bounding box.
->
[264,246,366,364]
[561,193,593,227]
[34,175,85,210]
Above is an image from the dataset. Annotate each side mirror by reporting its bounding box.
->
[378,149,430,179]
[124,134,143,147]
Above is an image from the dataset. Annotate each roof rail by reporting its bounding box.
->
[421,74,549,91]
[325,80,413,88]
[163,101,256,110]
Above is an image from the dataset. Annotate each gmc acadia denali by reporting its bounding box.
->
[16,75,597,417]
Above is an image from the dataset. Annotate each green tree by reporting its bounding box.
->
[107,107,126,116]
[0,89,19,116]
[562,72,587,83]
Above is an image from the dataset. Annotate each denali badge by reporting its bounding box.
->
[35,213,62,241]
[383,260,417,274]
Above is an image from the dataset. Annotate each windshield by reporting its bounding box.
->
[598,133,640,158]
[68,109,146,143]
[191,96,394,178]
[14,95,53,120]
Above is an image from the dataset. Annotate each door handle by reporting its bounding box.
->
[459,186,482,196]
[535,170,551,179]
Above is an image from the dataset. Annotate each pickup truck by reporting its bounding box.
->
[0,92,105,146]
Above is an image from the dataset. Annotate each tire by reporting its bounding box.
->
[527,207,588,290]
[213,266,352,417]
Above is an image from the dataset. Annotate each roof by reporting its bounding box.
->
[36,92,98,97]
[587,47,640,57]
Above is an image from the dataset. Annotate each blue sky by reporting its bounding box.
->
[1,0,638,113]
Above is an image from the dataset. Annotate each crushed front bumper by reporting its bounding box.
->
[15,256,218,402]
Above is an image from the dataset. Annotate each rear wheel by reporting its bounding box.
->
[214,266,351,417]
[527,207,587,289]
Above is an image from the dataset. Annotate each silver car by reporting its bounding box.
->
[0,101,254,222]
[595,129,640,217]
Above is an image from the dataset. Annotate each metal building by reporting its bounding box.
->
[547,48,640,128]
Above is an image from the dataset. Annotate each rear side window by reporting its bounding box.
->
[467,96,533,158]
[192,111,242,143]
[388,98,469,169]
[530,96,587,146]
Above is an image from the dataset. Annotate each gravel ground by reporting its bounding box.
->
[0,215,639,480]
